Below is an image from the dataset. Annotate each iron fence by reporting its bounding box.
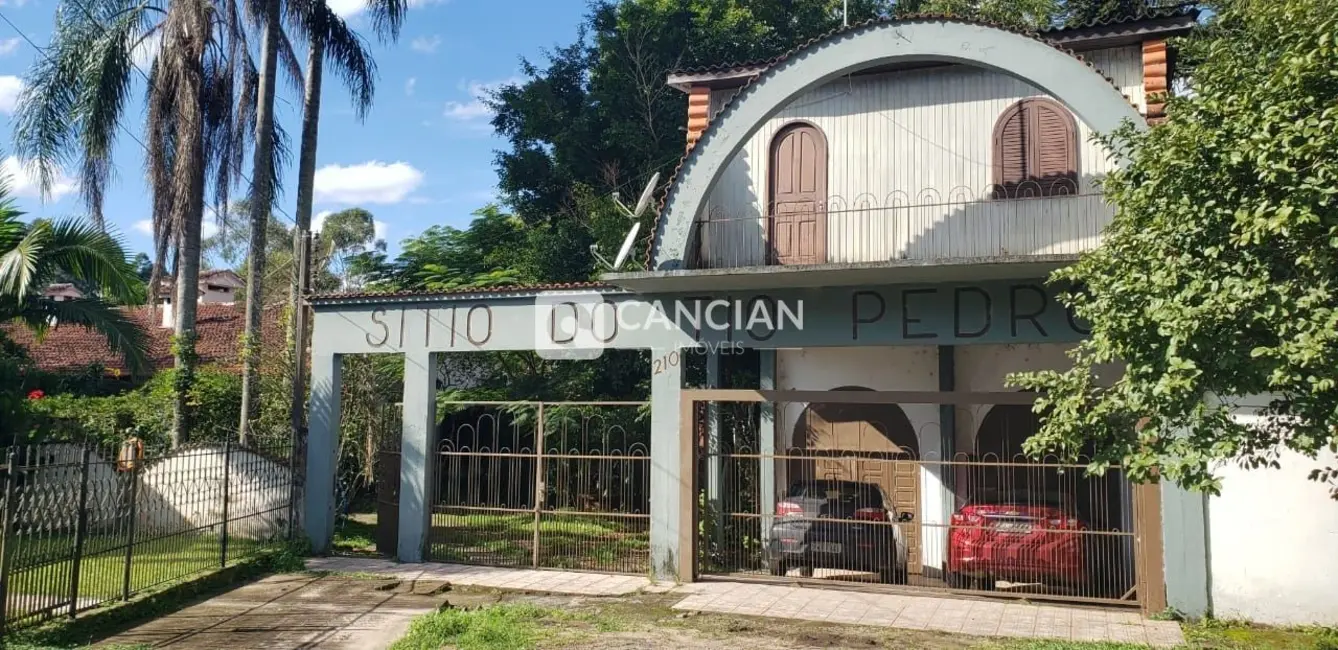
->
[689,392,1160,609]
[0,436,294,632]
[428,401,651,574]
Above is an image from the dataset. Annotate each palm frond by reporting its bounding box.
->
[0,220,52,298]
[42,217,139,302]
[367,0,408,44]
[322,7,376,120]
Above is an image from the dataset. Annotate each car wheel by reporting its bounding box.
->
[796,565,814,578]
[768,560,788,577]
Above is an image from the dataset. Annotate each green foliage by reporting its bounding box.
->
[1009,0,1338,497]
[390,604,552,650]
[0,188,150,374]
[26,368,243,447]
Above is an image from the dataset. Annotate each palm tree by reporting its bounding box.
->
[13,0,300,445]
[239,0,286,444]
[0,182,149,374]
[284,0,404,432]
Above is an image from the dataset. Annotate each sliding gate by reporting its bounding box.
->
[427,401,651,574]
[688,389,1165,613]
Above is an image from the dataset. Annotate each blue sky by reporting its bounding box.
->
[0,0,589,261]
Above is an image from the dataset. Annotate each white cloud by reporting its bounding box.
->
[0,38,21,56]
[0,75,23,114]
[131,218,218,239]
[327,0,366,17]
[405,77,417,96]
[411,35,442,54]
[2,156,77,201]
[374,220,388,242]
[313,161,424,204]
[443,77,520,124]
[312,210,335,233]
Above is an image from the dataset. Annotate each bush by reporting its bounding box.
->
[26,367,243,448]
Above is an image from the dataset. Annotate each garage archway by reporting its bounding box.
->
[789,386,923,572]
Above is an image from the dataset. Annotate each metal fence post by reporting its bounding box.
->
[0,447,19,634]
[67,444,92,618]
[122,459,139,601]
[531,403,545,569]
[220,440,231,568]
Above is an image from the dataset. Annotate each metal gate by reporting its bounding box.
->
[428,401,651,574]
[688,389,1164,613]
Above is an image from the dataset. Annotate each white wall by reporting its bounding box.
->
[1208,412,1338,625]
[700,46,1143,267]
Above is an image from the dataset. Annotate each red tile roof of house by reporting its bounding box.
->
[3,303,284,376]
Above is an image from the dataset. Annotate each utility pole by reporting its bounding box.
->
[290,230,313,448]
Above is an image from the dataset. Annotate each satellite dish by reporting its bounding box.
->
[632,172,660,218]
[613,222,641,270]
[597,172,659,271]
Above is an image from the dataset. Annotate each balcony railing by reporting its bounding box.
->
[690,181,1113,270]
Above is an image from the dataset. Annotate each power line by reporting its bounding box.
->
[0,6,298,226]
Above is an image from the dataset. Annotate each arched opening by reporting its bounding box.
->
[789,386,923,572]
[768,121,828,264]
[967,400,1134,596]
[992,97,1079,198]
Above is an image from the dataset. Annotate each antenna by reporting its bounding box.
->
[594,173,660,272]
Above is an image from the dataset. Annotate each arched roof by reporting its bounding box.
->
[648,17,1148,271]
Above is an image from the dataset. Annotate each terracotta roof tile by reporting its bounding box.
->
[3,303,284,376]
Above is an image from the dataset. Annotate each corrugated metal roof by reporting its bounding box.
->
[308,281,619,304]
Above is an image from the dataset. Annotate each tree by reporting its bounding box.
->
[0,185,149,374]
[283,0,401,440]
[1009,0,1338,497]
[239,0,287,445]
[14,0,299,445]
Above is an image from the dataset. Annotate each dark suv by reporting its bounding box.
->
[764,479,913,584]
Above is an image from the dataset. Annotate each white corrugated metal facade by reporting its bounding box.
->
[698,46,1144,267]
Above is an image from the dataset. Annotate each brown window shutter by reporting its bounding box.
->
[993,104,1028,198]
[993,98,1078,198]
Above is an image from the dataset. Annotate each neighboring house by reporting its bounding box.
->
[41,283,84,302]
[295,13,1337,627]
[154,268,245,328]
[6,303,283,377]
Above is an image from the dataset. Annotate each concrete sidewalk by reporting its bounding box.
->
[305,557,1185,647]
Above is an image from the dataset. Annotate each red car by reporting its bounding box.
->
[945,489,1086,589]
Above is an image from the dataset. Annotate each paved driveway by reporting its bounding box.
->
[98,573,451,650]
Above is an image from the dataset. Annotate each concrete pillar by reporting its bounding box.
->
[1162,481,1211,618]
[304,349,341,553]
[649,348,686,581]
[398,350,439,562]
[758,349,777,544]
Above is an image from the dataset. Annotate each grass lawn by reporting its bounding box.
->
[3,530,275,630]
[388,591,1338,650]
[428,511,649,573]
